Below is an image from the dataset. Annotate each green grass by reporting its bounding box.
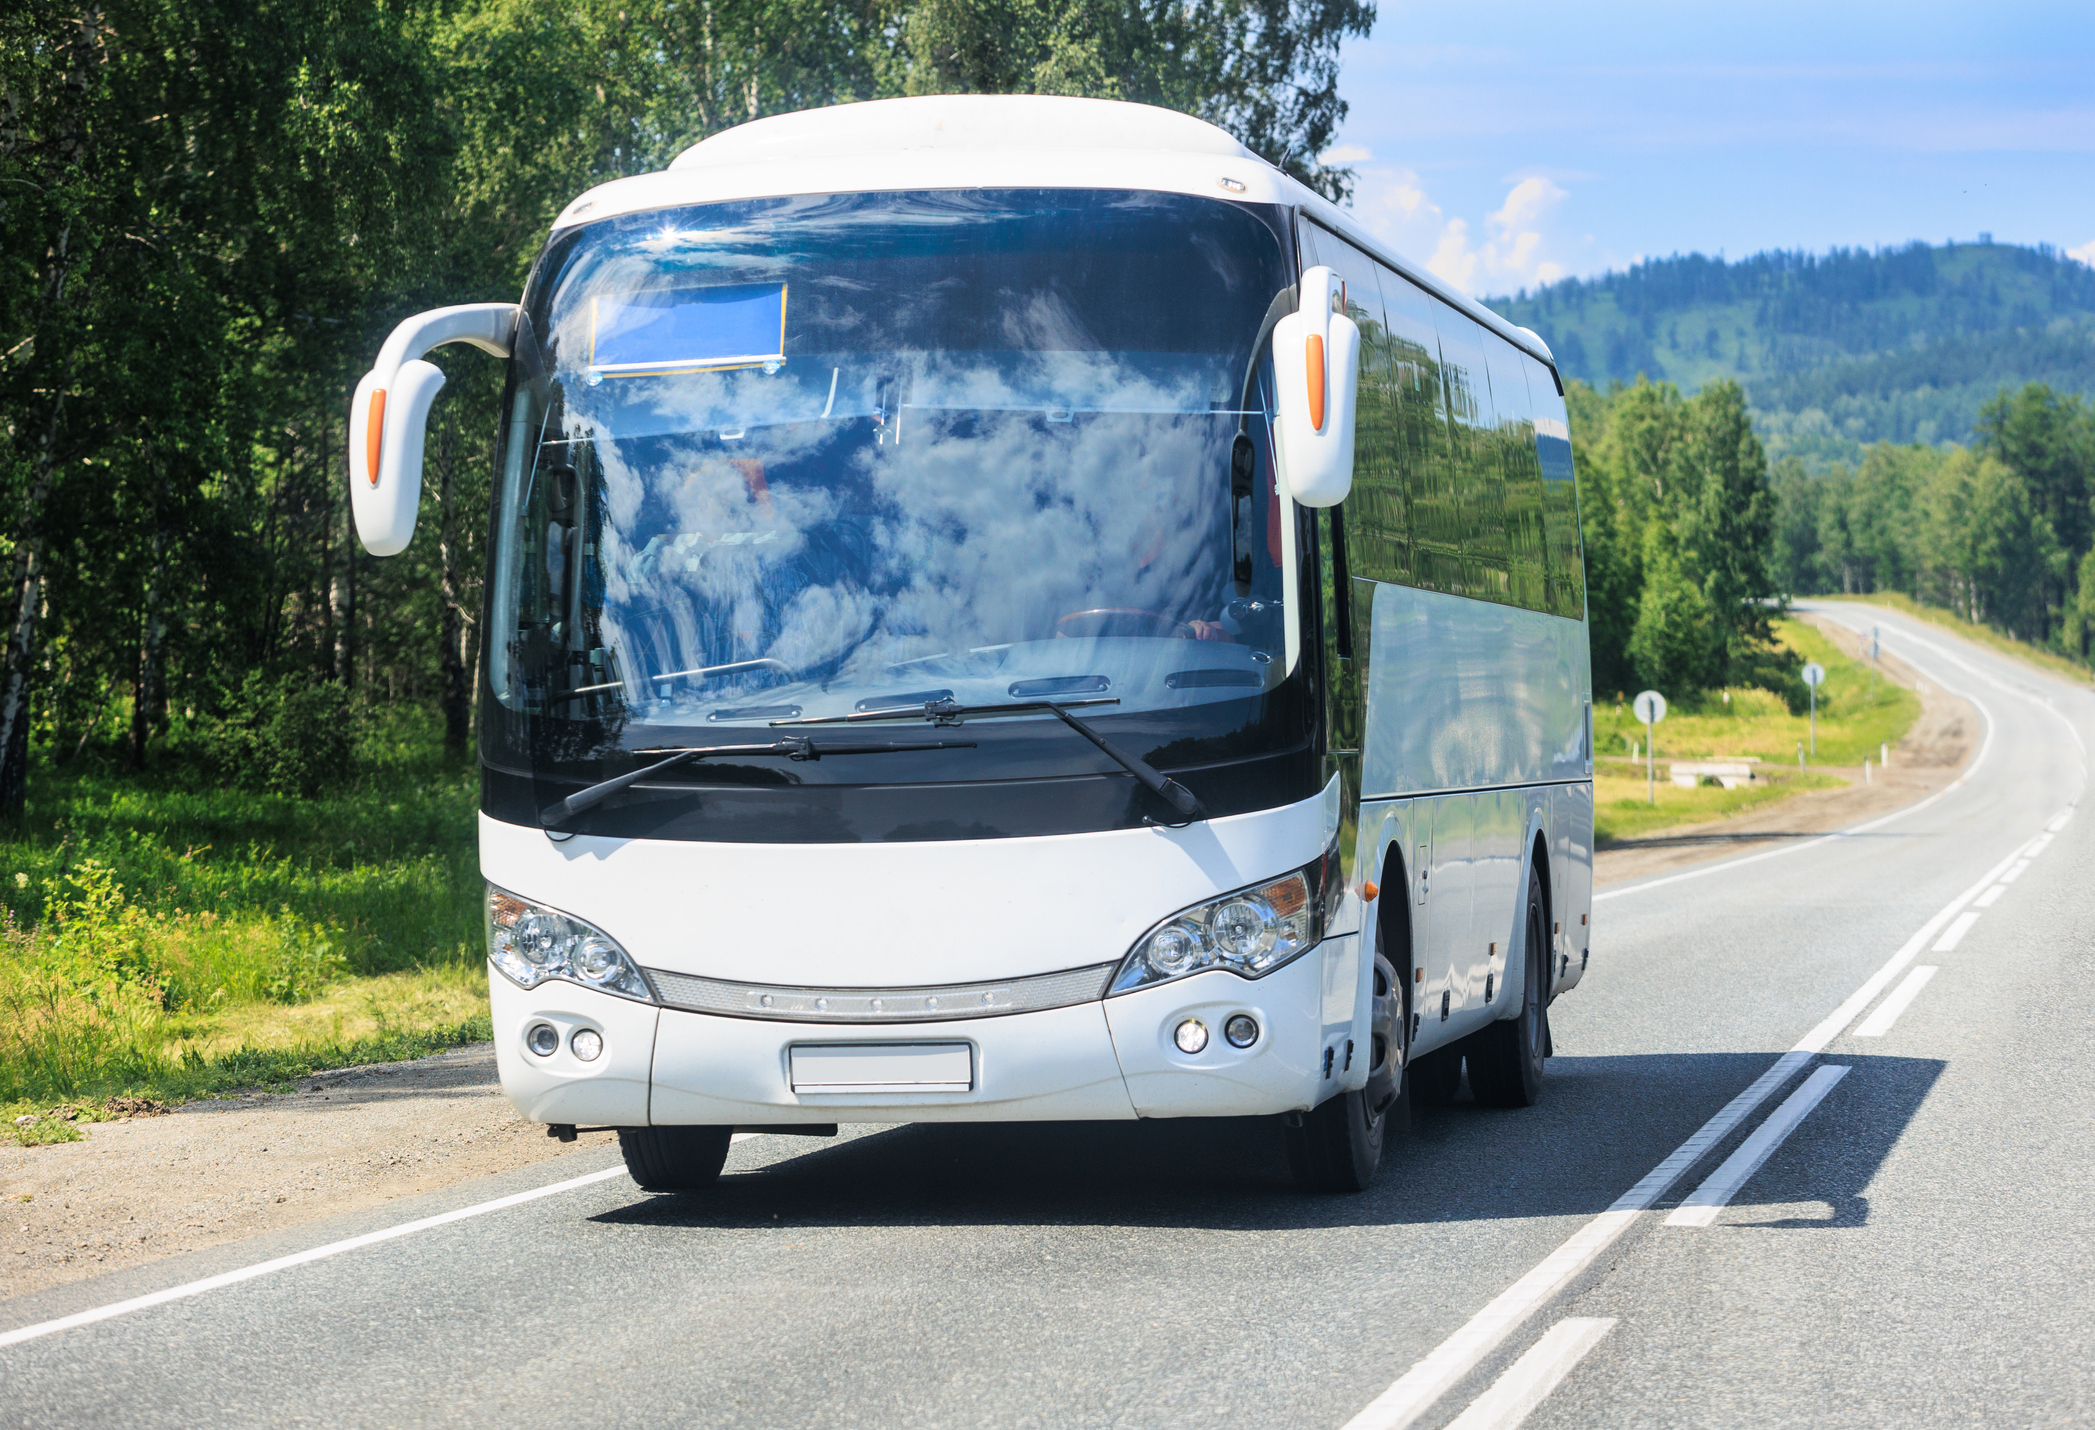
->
[0,712,490,1112]
[1817,591,2095,687]
[1591,618,1923,845]
[1596,618,1921,769]
[1593,765,1844,844]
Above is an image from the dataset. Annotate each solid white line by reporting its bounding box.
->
[0,1164,631,1351]
[1931,911,1980,952]
[1854,966,1938,1038]
[1443,1318,1617,1430]
[1666,1066,1851,1228]
[1999,859,2032,884]
[1339,829,2037,1430]
[1974,884,2006,908]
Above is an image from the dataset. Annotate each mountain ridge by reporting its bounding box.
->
[1485,240,2095,466]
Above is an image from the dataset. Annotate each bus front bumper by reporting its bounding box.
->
[490,935,1358,1127]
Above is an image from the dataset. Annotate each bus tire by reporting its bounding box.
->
[617,1125,734,1191]
[1408,1046,1462,1106]
[1466,866,1549,1108]
[1287,950,1400,1193]
[1286,1088,1385,1193]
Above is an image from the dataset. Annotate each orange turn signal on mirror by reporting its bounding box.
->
[365,389,386,486]
[1305,334,1326,431]
[1361,880,1379,901]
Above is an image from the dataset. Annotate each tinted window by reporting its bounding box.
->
[1299,220,1583,618]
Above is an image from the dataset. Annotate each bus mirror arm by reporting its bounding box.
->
[1270,266,1359,509]
[349,303,521,557]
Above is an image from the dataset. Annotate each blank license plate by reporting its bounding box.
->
[789,1042,973,1093]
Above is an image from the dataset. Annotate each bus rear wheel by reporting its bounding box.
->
[618,1125,734,1191]
[1466,867,1549,1109]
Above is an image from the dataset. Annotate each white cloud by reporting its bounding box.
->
[1334,159,1578,296]
[2071,238,2095,267]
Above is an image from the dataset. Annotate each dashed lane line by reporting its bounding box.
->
[1665,1065,1852,1228]
[1442,1318,1618,1430]
[1854,967,1938,1039]
[1931,912,1981,952]
[1339,829,2044,1430]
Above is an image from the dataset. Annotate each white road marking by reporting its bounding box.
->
[1791,838,2028,1055]
[1854,967,1938,1038]
[1931,912,1980,951]
[2025,833,2054,856]
[731,1132,760,1143]
[1974,884,2006,908]
[1442,1318,1617,1430]
[1665,1065,1851,1228]
[1340,833,2037,1430]
[1999,859,2032,884]
[2049,809,2074,832]
[0,1164,632,1351]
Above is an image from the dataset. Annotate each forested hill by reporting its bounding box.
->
[1487,241,2095,466]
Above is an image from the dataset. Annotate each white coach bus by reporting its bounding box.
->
[349,95,1593,1194]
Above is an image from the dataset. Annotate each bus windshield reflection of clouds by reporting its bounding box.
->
[496,190,1294,731]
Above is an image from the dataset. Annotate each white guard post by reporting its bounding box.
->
[349,303,520,555]
[1270,265,1359,508]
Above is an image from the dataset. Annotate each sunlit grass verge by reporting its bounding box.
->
[1,712,491,1120]
[1816,591,2095,686]
[1593,765,1844,845]
[1595,618,1921,769]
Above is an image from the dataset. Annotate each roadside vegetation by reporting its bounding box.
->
[1,711,487,1135]
[1592,617,1919,845]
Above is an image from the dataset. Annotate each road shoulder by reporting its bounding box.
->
[0,1043,615,1303]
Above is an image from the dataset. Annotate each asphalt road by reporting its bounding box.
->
[3,600,2089,1429]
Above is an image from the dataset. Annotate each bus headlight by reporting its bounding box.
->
[1107,860,1326,996]
[486,885,656,1003]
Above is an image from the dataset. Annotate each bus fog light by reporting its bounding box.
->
[1225,1014,1259,1048]
[571,1028,604,1062]
[527,1023,559,1057]
[1174,1018,1209,1054]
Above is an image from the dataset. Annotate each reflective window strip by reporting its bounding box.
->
[644,962,1117,1023]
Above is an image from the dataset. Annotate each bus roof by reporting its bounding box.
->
[546,95,1556,373]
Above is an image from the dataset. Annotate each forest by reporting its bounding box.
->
[0,0,1372,815]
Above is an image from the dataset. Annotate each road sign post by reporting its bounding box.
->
[1802,662,1825,756]
[1633,689,1667,804]
[1868,627,1879,700]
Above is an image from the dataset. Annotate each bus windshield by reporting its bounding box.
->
[487,189,1303,798]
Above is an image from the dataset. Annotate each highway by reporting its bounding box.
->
[3,601,2089,1429]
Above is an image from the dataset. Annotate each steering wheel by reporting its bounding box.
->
[1054,608,1195,640]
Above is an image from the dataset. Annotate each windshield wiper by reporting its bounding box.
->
[540,736,977,826]
[773,697,1205,823]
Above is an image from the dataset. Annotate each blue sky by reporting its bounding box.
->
[1324,1,2095,295]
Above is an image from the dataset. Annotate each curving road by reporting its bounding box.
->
[3,601,2090,1428]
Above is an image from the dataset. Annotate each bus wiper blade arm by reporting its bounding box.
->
[540,737,977,826]
[773,697,1204,822]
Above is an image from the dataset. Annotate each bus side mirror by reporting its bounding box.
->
[1271,266,1358,508]
[349,303,519,556]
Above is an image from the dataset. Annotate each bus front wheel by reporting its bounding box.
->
[1286,952,1403,1193]
[618,1125,734,1191]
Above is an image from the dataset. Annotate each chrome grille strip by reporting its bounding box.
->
[643,963,1117,1022]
